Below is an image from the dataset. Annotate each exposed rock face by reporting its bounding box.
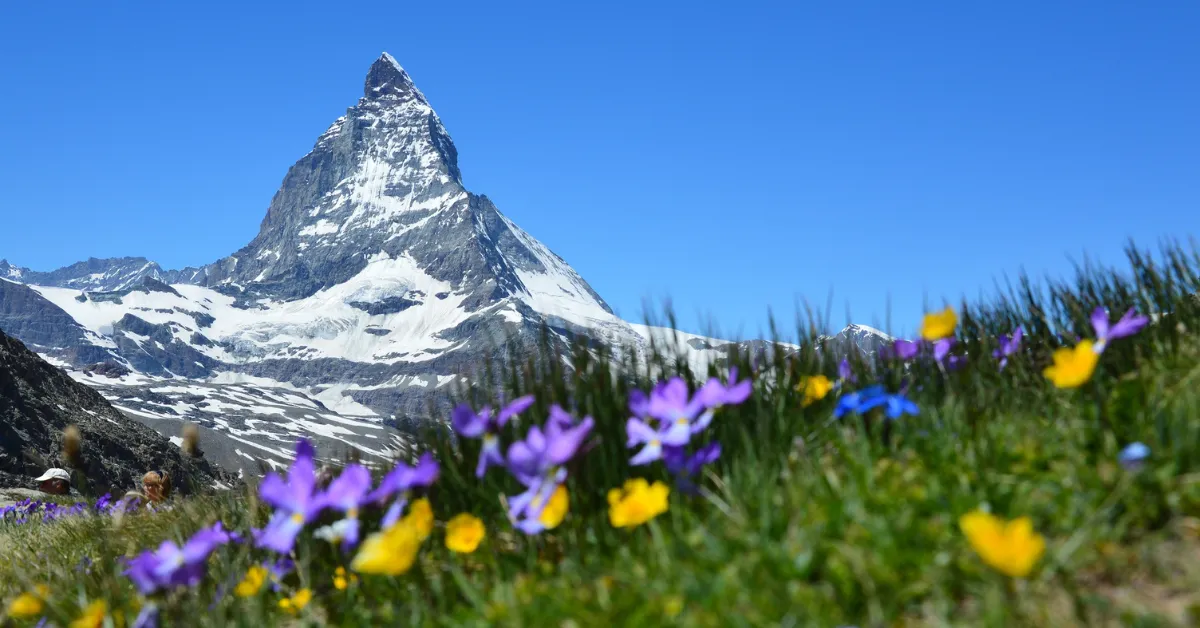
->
[0,53,894,476]
[0,328,235,494]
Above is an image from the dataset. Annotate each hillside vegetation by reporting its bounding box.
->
[3,241,1200,627]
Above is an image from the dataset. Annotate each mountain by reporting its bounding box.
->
[0,326,234,493]
[0,54,891,475]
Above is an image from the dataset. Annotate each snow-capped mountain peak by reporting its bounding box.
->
[0,53,881,476]
[365,52,429,105]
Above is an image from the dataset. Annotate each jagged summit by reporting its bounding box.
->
[364,52,426,104]
[0,54,878,475]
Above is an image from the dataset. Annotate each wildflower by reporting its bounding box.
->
[1042,340,1100,388]
[646,378,711,445]
[696,367,752,409]
[1118,442,1150,471]
[993,327,1023,369]
[369,453,439,529]
[931,341,950,365]
[608,478,670,528]
[70,600,107,628]
[333,566,356,590]
[7,584,49,618]
[132,604,159,628]
[63,424,83,468]
[407,497,435,540]
[504,408,591,535]
[124,522,231,594]
[959,510,1045,578]
[890,339,922,361]
[837,358,855,385]
[311,463,372,550]
[857,391,920,420]
[919,306,957,341]
[265,559,294,591]
[445,513,486,553]
[452,395,535,478]
[663,442,721,494]
[234,565,268,597]
[278,589,312,615]
[538,484,569,529]
[625,418,666,465]
[255,439,321,553]
[1091,306,1149,353]
[798,374,834,407]
[351,515,424,575]
[505,407,593,489]
[506,481,571,535]
[663,442,721,480]
[181,422,201,457]
[833,385,885,419]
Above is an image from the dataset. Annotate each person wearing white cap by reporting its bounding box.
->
[34,468,72,495]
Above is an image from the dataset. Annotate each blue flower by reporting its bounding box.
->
[1118,442,1150,471]
[834,386,918,420]
[858,392,920,419]
[833,386,885,418]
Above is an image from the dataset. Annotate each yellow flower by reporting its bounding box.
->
[234,564,268,597]
[608,478,670,528]
[6,584,49,618]
[539,485,569,530]
[278,588,312,615]
[333,566,357,590]
[663,595,684,619]
[1042,340,1100,388]
[70,600,107,628]
[352,516,424,575]
[445,513,486,553]
[406,497,434,540]
[797,374,833,407]
[959,510,1045,578]
[919,306,958,341]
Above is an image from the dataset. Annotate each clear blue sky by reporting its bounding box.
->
[2,1,1198,339]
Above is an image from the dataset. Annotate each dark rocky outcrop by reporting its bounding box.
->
[0,328,236,494]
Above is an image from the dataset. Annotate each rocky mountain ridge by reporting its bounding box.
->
[0,54,892,475]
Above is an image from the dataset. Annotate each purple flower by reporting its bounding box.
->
[625,418,666,465]
[696,368,752,409]
[837,359,855,384]
[125,521,231,594]
[993,327,1023,369]
[266,558,294,591]
[504,407,593,534]
[132,604,159,628]
[629,389,650,419]
[369,453,439,529]
[647,378,712,446]
[663,442,721,478]
[311,464,372,549]
[933,338,967,371]
[891,339,922,361]
[507,479,563,535]
[1091,307,1149,352]
[255,440,321,553]
[505,407,593,487]
[452,395,535,478]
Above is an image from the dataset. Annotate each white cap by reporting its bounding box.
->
[35,468,71,482]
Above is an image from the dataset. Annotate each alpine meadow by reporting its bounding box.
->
[3,9,1200,628]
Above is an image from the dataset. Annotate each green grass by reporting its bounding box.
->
[3,240,1200,627]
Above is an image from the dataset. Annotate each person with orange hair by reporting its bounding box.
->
[141,470,172,503]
